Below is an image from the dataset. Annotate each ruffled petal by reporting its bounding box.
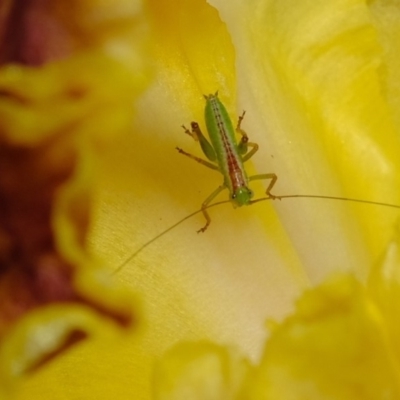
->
[250,275,400,399]
[153,341,251,400]
[0,0,148,389]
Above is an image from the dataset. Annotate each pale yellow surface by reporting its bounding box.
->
[152,239,400,399]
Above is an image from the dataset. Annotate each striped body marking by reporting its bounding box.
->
[176,92,277,232]
[206,94,248,194]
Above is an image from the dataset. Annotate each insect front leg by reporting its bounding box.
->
[249,173,280,200]
[198,185,226,233]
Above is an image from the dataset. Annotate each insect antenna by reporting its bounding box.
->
[112,193,400,275]
[112,199,231,275]
[250,194,400,209]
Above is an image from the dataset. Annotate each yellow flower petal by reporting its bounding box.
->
[368,227,400,366]
[211,0,400,280]
[369,0,400,130]
[147,0,236,101]
[250,275,400,399]
[87,1,400,397]
[152,271,400,399]
[0,304,122,384]
[91,0,305,369]
[153,341,251,400]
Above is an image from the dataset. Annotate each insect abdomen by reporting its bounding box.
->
[204,94,248,192]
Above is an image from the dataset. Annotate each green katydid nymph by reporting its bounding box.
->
[176,91,279,233]
[112,92,400,274]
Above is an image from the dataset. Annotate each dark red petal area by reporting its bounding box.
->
[0,134,133,373]
[0,0,72,66]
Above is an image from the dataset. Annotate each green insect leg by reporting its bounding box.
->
[182,122,217,162]
[198,185,226,233]
[176,147,219,170]
[235,111,260,162]
[236,111,249,155]
[242,142,259,162]
[249,173,279,199]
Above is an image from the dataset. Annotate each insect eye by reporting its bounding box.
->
[191,122,199,129]
[231,193,236,199]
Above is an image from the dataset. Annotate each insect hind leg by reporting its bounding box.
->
[176,147,219,170]
[182,124,199,141]
[182,122,217,162]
